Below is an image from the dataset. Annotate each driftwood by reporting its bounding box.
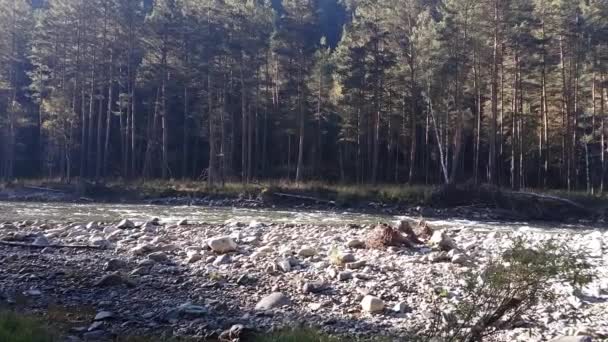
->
[503,191,587,210]
[23,186,67,193]
[272,192,335,205]
[0,240,102,250]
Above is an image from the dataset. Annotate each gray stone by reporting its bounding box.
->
[392,301,411,313]
[94,272,135,288]
[116,219,135,229]
[549,337,592,342]
[255,292,291,310]
[207,236,238,254]
[361,295,385,313]
[338,253,356,263]
[213,254,231,266]
[429,230,456,251]
[338,271,353,281]
[302,281,326,294]
[451,253,468,265]
[346,239,365,249]
[147,252,169,263]
[298,247,316,257]
[32,236,50,247]
[345,260,366,270]
[86,222,99,230]
[104,259,127,272]
[93,311,114,321]
[177,303,208,316]
[277,259,292,272]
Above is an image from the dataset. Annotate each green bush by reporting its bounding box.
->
[425,238,594,342]
[253,328,347,342]
[0,311,57,342]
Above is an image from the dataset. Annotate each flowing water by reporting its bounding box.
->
[0,201,604,234]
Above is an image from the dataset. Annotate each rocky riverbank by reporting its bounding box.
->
[1,218,607,341]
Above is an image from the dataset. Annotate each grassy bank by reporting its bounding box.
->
[0,312,376,342]
[2,178,607,212]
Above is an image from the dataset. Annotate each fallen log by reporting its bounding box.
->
[0,240,102,250]
[502,190,588,211]
[23,186,67,193]
[272,192,335,205]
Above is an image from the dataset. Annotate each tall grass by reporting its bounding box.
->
[0,311,57,342]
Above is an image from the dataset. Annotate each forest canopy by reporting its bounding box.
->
[0,0,607,192]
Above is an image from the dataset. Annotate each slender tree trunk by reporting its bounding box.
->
[207,71,216,186]
[559,35,571,190]
[295,60,305,184]
[182,87,189,179]
[240,61,247,183]
[489,0,500,185]
[601,72,606,194]
[161,42,168,179]
[102,51,114,178]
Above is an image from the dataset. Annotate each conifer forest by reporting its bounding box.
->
[1,0,608,191]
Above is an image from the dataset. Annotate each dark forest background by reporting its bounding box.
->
[0,0,607,192]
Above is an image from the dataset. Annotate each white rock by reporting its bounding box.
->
[392,301,410,313]
[451,253,468,265]
[588,238,603,257]
[32,236,50,247]
[130,244,156,256]
[347,239,365,248]
[277,259,291,272]
[177,219,189,226]
[86,222,99,230]
[185,253,202,264]
[207,236,238,254]
[94,311,114,321]
[549,337,592,342]
[89,236,111,249]
[361,295,385,313]
[116,219,135,229]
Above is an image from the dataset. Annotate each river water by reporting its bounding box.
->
[0,201,604,234]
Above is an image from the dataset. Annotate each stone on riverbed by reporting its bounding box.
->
[429,229,456,251]
[207,236,237,254]
[255,292,291,310]
[94,272,136,288]
[116,219,135,229]
[298,247,316,257]
[361,295,384,313]
[104,259,127,271]
[32,236,50,247]
[549,336,592,342]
